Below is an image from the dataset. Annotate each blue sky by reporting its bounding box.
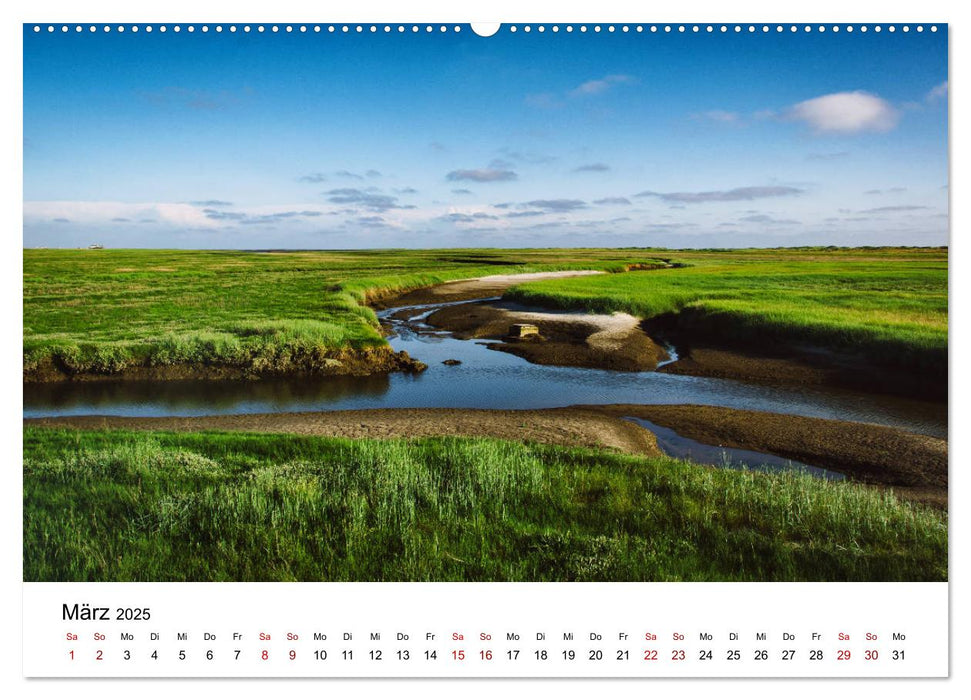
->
[23,24,948,248]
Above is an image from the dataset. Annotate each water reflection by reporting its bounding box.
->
[626,417,845,481]
[25,374,391,417]
[23,299,948,440]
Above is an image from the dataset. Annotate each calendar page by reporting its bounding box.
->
[17,0,954,689]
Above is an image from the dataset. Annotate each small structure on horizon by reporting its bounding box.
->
[88,244,104,250]
[508,323,540,339]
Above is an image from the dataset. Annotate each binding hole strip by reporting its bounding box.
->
[31,24,941,35]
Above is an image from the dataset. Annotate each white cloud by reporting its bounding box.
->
[568,74,634,98]
[927,81,948,101]
[786,91,898,134]
[23,201,336,230]
[25,201,217,228]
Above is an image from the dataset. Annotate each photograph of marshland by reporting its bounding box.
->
[23,25,947,582]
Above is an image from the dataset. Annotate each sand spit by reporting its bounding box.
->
[424,301,668,371]
[25,406,661,458]
[373,270,605,307]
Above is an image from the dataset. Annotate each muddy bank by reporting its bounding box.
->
[644,309,947,401]
[654,343,946,401]
[381,273,945,400]
[372,270,605,308]
[26,403,947,507]
[23,346,427,384]
[594,404,948,508]
[25,407,661,458]
[423,301,668,371]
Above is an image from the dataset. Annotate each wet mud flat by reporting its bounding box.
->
[594,404,948,509]
[642,309,947,402]
[654,342,946,402]
[25,406,662,458]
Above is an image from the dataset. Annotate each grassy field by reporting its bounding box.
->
[23,248,656,378]
[24,246,946,379]
[507,247,948,373]
[23,428,947,582]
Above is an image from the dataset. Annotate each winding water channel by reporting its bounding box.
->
[24,297,947,441]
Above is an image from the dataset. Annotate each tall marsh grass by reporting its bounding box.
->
[24,248,663,376]
[23,428,947,582]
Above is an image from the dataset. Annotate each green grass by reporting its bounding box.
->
[23,428,947,582]
[23,248,659,377]
[24,246,947,378]
[505,247,947,373]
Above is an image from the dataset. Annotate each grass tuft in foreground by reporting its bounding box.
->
[24,428,946,582]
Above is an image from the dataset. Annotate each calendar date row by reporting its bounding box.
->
[65,646,907,663]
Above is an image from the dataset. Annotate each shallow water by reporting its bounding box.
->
[625,417,845,481]
[23,298,947,439]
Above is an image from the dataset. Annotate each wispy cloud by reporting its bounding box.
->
[440,212,500,223]
[451,188,473,195]
[298,173,328,183]
[353,215,389,229]
[573,163,610,173]
[526,74,635,109]
[691,110,740,123]
[140,86,253,110]
[505,210,546,219]
[739,214,800,225]
[498,148,557,165]
[568,74,635,98]
[28,201,224,230]
[785,91,898,134]
[858,205,929,214]
[446,168,518,183]
[806,151,850,161]
[634,186,803,204]
[593,197,631,206]
[927,81,948,101]
[189,199,233,207]
[524,199,587,213]
[864,187,907,195]
[202,208,324,225]
[330,169,383,180]
[325,188,415,212]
